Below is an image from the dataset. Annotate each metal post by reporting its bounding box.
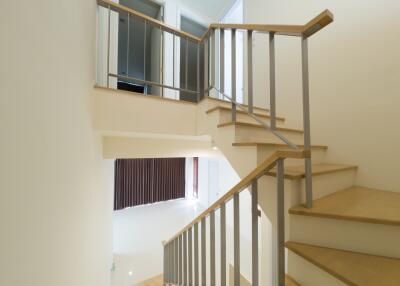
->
[251,180,259,286]
[220,29,225,99]
[301,37,313,208]
[197,43,200,102]
[194,223,199,286]
[233,192,240,286]
[173,33,175,89]
[179,235,182,285]
[211,29,215,89]
[126,14,130,78]
[204,39,209,97]
[210,211,216,286]
[161,27,164,98]
[107,5,111,88]
[163,244,167,284]
[220,203,226,286]
[231,29,237,122]
[189,227,193,285]
[269,33,277,129]
[247,30,254,113]
[144,20,147,94]
[184,231,188,285]
[276,159,285,286]
[201,217,206,286]
[186,38,189,91]
[175,239,179,284]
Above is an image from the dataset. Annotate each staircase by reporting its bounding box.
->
[95,1,400,285]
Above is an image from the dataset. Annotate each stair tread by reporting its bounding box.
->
[206,105,286,121]
[217,121,304,134]
[285,275,301,286]
[290,186,400,226]
[233,141,328,150]
[267,163,357,179]
[286,241,400,286]
[206,96,270,112]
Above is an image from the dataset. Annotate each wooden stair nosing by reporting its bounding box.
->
[286,241,400,286]
[289,186,400,226]
[205,96,270,112]
[217,121,304,134]
[285,275,301,286]
[232,142,328,150]
[266,164,358,180]
[206,105,285,121]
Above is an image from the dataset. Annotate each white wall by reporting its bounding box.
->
[0,1,113,286]
[244,0,400,192]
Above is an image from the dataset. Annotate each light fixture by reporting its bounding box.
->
[211,140,218,151]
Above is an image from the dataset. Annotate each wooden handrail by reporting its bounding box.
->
[163,150,309,245]
[97,0,333,43]
[201,10,333,41]
[97,0,202,42]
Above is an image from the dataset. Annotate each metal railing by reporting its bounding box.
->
[95,2,333,284]
[163,10,333,286]
[97,0,202,101]
[163,150,309,286]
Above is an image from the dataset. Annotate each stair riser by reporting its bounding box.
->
[287,251,347,286]
[289,215,400,259]
[234,125,304,144]
[283,169,357,208]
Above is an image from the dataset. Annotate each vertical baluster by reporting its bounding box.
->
[194,223,199,286]
[269,33,277,129]
[251,180,259,286]
[210,211,216,286]
[173,32,175,89]
[175,239,179,284]
[184,231,188,285]
[189,227,193,285]
[144,20,147,94]
[179,235,182,285]
[220,29,225,99]
[126,14,130,79]
[160,27,164,98]
[197,42,200,102]
[201,217,206,286]
[186,37,189,91]
[163,244,167,284]
[233,193,240,286]
[231,29,237,122]
[107,5,111,88]
[247,30,254,113]
[204,39,209,97]
[301,37,313,208]
[220,203,226,286]
[276,159,285,286]
[211,29,215,90]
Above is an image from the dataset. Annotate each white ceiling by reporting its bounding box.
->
[178,0,236,22]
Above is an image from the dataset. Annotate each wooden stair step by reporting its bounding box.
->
[286,241,400,286]
[206,96,270,113]
[217,121,304,134]
[233,141,328,150]
[267,163,357,180]
[206,105,286,122]
[285,274,301,286]
[290,186,400,226]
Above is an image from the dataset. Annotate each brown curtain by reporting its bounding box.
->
[114,158,186,210]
